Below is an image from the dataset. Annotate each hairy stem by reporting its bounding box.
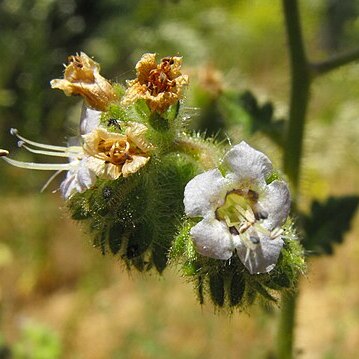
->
[277,290,298,359]
[279,1,359,358]
[279,0,309,358]
[282,0,311,193]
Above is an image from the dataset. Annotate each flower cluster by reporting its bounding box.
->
[1,51,304,310]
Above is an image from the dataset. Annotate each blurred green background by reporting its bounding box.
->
[0,0,359,358]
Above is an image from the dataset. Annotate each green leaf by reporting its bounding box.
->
[303,196,359,255]
[217,90,285,146]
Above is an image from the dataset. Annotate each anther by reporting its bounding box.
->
[255,210,268,220]
[249,236,260,245]
[0,149,9,157]
[229,226,239,236]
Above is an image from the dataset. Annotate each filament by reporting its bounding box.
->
[18,142,80,158]
[41,170,64,192]
[1,156,71,171]
[11,128,71,152]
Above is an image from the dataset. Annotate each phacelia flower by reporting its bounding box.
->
[0,129,94,199]
[121,53,189,113]
[51,52,117,111]
[184,141,291,274]
[82,122,153,179]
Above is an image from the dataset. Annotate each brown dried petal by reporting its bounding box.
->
[51,52,116,111]
[122,53,188,113]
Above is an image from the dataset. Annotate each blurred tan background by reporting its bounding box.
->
[1,1,359,358]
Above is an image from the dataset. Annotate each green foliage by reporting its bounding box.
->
[12,321,62,359]
[302,196,359,255]
[194,89,285,146]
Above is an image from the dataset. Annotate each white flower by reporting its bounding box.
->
[184,141,291,274]
[1,128,95,199]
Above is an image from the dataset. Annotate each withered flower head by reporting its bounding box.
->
[122,53,189,113]
[82,122,153,179]
[51,52,117,111]
[198,64,224,98]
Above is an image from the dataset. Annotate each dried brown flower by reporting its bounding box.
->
[82,122,153,179]
[51,52,117,111]
[122,53,189,113]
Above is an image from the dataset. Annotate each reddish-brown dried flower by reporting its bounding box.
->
[122,53,189,113]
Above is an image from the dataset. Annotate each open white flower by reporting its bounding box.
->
[184,141,291,274]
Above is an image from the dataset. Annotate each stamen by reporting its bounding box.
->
[234,204,248,218]
[240,232,257,251]
[244,247,251,264]
[10,128,69,152]
[255,210,268,220]
[249,236,260,245]
[41,170,63,192]
[253,223,271,236]
[0,149,9,157]
[270,228,283,239]
[18,142,80,158]
[1,156,71,171]
[229,226,239,236]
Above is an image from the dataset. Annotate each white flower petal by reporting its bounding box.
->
[235,230,284,274]
[190,216,234,260]
[223,141,272,184]
[80,105,102,135]
[60,157,97,199]
[184,169,228,217]
[60,173,77,199]
[259,180,291,230]
[77,158,97,189]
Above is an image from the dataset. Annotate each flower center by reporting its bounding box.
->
[147,57,176,96]
[67,54,95,83]
[216,189,269,250]
[97,138,132,166]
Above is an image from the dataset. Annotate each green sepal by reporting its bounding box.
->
[161,102,180,121]
[229,273,246,306]
[171,219,305,310]
[108,223,123,255]
[209,273,225,307]
[302,195,359,255]
[148,111,170,132]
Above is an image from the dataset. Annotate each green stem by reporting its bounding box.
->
[310,47,359,77]
[277,291,298,359]
[282,0,311,193]
[279,1,359,358]
[279,0,310,358]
